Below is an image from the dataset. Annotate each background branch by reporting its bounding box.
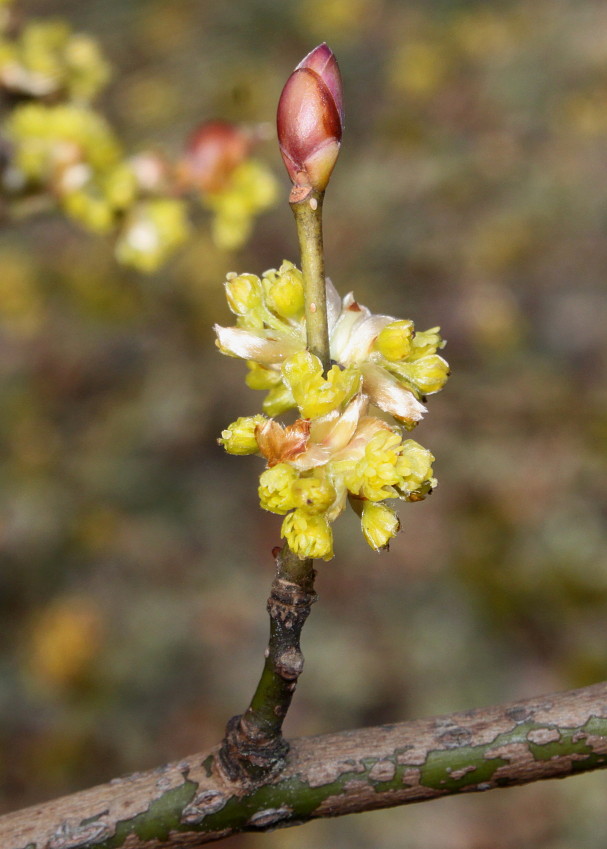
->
[3,681,607,848]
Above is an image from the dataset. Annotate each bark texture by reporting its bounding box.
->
[219,546,316,782]
[3,681,607,848]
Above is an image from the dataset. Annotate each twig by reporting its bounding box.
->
[291,188,330,371]
[218,185,330,782]
[3,681,607,848]
[218,546,315,782]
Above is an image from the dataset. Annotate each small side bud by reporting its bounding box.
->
[277,43,343,196]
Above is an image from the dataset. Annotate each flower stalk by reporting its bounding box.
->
[291,188,331,372]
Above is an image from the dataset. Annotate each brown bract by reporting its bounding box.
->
[256,418,311,467]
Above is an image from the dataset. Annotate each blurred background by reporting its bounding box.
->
[2,0,607,847]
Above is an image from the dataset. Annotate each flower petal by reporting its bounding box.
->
[214,324,298,363]
[317,392,368,451]
[325,276,342,333]
[338,312,395,365]
[361,362,426,422]
[290,394,369,471]
[329,295,371,361]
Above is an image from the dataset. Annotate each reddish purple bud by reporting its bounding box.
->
[179,121,252,194]
[277,43,343,196]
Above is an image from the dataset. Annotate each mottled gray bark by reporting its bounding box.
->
[3,681,607,849]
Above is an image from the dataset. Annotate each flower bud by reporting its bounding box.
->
[262,260,305,319]
[218,415,266,455]
[282,350,360,419]
[360,502,400,551]
[277,43,343,195]
[281,509,334,560]
[375,320,415,361]
[291,476,336,514]
[224,272,264,316]
[179,120,251,194]
[395,439,436,496]
[259,463,299,514]
[408,355,450,395]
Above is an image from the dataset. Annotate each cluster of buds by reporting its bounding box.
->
[0,17,110,100]
[216,262,448,560]
[3,101,191,271]
[2,106,277,268]
[215,262,449,422]
[216,44,449,561]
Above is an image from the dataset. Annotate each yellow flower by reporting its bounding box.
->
[281,509,334,560]
[282,350,361,419]
[6,102,121,182]
[259,463,299,514]
[226,394,437,558]
[291,475,336,514]
[114,199,190,272]
[205,159,278,251]
[263,261,305,319]
[360,502,400,551]
[219,415,266,455]
[225,272,265,318]
[0,20,110,100]
[342,429,403,501]
[374,320,414,361]
[214,264,448,424]
[396,440,436,498]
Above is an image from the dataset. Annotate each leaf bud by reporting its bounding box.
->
[277,43,343,196]
[179,120,252,194]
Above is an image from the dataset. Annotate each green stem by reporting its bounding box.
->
[219,547,316,782]
[291,189,331,372]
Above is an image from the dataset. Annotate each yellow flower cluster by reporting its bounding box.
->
[215,261,449,421]
[220,408,435,560]
[0,19,110,100]
[216,261,447,562]
[3,101,190,272]
[0,15,277,269]
[203,159,278,251]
